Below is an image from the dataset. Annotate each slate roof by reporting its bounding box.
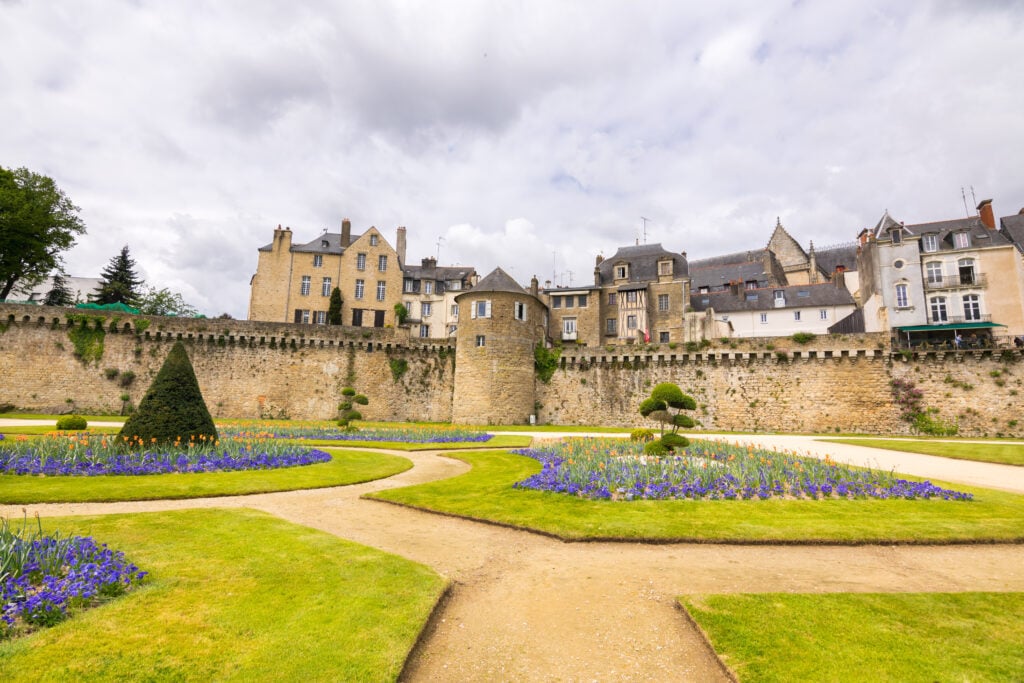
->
[257,231,364,254]
[688,259,769,291]
[597,244,688,284]
[908,216,1012,250]
[690,282,855,313]
[814,242,859,274]
[1000,213,1024,253]
[872,211,906,238]
[402,262,476,295]
[457,267,527,297]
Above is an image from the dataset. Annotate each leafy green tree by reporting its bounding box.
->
[393,302,408,325]
[328,287,343,325]
[118,341,217,446]
[0,166,87,300]
[639,382,697,452]
[93,245,144,305]
[137,286,198,317]
[43,271,74,306]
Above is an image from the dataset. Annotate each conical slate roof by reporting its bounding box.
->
[465,267,527,295]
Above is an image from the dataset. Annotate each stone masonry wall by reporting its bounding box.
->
[2,304,1021,435]
[0,305,453,421]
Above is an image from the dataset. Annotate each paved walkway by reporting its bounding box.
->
[2,429,1024,681]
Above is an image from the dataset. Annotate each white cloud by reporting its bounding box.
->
[1,1,1022,316]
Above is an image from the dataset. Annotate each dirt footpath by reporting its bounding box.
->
[3,449,1024,682]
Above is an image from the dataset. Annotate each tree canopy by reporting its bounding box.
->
[93,245,144,305]
[638,382,697,453]
[43,272,75,306]
[137,286,198,317]
[0,166,87,300]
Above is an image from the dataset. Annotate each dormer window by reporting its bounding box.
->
[922,234,938,252]
[890,228,902,245]
[657,260,672,276]
[321,239,329,248]
[953,232,970,249]
[615,264,628,280]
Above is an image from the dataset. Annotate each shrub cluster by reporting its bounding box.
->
[55,415,87,431]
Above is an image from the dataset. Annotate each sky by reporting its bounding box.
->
[2,0,1023,317]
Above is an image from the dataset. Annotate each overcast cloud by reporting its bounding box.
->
[2,1,1022,316]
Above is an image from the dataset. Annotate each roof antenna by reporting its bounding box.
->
[435,236,444,261]
[961,187,970,218]
[970,186,978,214]
[640,216,650,245]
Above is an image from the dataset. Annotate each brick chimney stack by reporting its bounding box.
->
[977,199,995,229]
[341,218,352,247]
[396,226,407,265]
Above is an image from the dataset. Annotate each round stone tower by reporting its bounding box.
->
[452,268,549,425]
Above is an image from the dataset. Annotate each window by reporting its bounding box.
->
[472,300,491,319]
[958,259,976,285]
[625,291,638,304]
[313,254,323,267]
[607,293,616,305]
[963,294,980,321]
[354,279,364,300]
[893,259,905,270]
[301,309,310,324]
[404,279,415,293]
[448,324,457,335]
[578,295,587,308]
[773,290,784,303]
[356,253,366,271]
[698,286,709,294]
[658,294,669,312]
[745,281,757,290]
[424,281,433,295]
[476,335,486,347]
[565,295,574,309]
[421,302,432,317]
[370,234,378,246]
[895,283,909,308]
[953,232,970,249]
[760,313,768,324]
[313,311,327,324]
[419,324,429,338]
[819,309,828,320]
[451,304,459,319]
[659,331,670,343]
[378,255,387,271]
[922,234,938,252]
[447,280,461,291]
[404,301,412,315]
[552,296,561,308]
[376,281,386,301]
[926,262,943,285]
[794,311,801,321]
[627,315,637,329]
[746,293,758,302]
[615,265,628,279]
[321,239,329,248]
[797,290,810,298]
[658,260,672,276]
[930,296,947,323]
[890,228,902,244]
[300,276,311,296]
[322,277,332,297]
[514,301,526,321]
[562,318,577,336]
[606,318,617,335]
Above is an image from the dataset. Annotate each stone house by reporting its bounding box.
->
[542,243,690,348]
[689,281,857,338]
[858,199,1024,343]
[248,220,407,328]
[401,257,477,339]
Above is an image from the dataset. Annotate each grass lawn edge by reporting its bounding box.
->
[675,601,740,682]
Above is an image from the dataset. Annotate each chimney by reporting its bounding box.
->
[977,199,995,229]
[834,270,846,290]
[341,218,352,247]
[421,257,437,269]
[730,281,741,298]
[595,254,604,266]
[530,276,539,297]
[396,226,407,265]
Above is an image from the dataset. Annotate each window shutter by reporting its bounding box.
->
[485,301,492,318]
[471,303,477,319]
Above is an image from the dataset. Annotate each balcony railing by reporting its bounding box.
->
[561,331,578,341]
[927,314,991,325]
[923,273,987,290]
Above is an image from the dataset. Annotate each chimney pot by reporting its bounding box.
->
[976,199,995,229]
[341,219,352,247]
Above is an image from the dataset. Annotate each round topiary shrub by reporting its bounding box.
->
[643,440,669,456]
[56,415,88,431]
[660,432,690,450]
[630,428,655,442]
[118,341,217,446]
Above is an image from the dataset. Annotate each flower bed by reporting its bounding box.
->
[2,517,146,639]
[0,433,330,476]
[221,424,493,444]
[513,438,973,501]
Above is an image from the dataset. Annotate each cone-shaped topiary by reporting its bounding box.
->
[118,341,217,446]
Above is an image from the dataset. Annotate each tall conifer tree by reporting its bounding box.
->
[94,245,143,305]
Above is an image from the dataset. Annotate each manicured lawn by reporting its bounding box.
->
[0,509,446,682]
[1,425,121,436]
[0,448,411,504]
[281,434,531,450]
[0,413,125,422]
[366,450,1024,543]
[681,592,1024,682]
[821,438,1024,467]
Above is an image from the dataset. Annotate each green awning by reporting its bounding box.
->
[896,322,1006,333]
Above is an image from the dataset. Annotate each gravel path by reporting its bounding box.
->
[3,442,1024,682]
